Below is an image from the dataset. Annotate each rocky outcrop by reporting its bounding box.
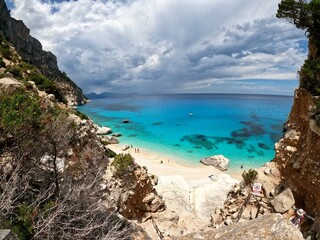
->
[178,214,303,240]
[200,155,229,171]
[271,188,295,213]
[0,0,86,104]
[103,165,165,221]
[274,89,320,233]
[0,77,23,94]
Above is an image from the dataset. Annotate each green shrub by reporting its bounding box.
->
[0,47,12,60]
[0,90,42,129]
[111,153,134,175]
[242,169,258,186]
[74,109,89,120]
[5,65,23,79]
[300,58,320,95]
[28,71,67,103]
[0,57,5,68]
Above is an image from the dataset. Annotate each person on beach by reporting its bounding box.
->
[291,209,305,228]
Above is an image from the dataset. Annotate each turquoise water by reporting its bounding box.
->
[78,94,292,170]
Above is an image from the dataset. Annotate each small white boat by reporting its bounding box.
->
[189,113,193,116]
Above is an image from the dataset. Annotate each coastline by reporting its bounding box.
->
[108,143,243,180]
[108,143,240,235]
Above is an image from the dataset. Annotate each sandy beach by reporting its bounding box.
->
[108,143,240,236]
[108,144,242,180]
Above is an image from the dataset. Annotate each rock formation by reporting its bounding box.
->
[178,214,303,240]
[0,0,86,105]
[274,88,320,234]
[200,155,229,171]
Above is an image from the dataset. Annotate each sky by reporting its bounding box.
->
[5,0,308,95]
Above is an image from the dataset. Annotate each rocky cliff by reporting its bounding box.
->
[0,0,86,105]
[274,88,320,233]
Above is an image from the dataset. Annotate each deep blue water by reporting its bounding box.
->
[78,94,293,170]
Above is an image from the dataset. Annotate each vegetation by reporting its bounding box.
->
[277,0,320,125]
[28,71,67,103]
[111,153,135,175]
[0,56,5,68]
[0,89,42,130]
[242,169,258,186]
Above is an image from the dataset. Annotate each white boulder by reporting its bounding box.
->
[122,144,130,151]
[96,126,112,135]
[200,154,229,171]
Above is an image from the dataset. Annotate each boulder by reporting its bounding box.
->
[310,119,320,136]
[107,136,119,144]
[0,77,24,94]
[178,214,303,240]
[200,155,229,171]
[96,126,112,135]
[122,144,130,151]
[271,188,295,213]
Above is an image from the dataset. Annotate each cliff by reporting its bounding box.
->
[0,0,86,105]
[274,88,320,233]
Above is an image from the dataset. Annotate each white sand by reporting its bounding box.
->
[108,144,240,224]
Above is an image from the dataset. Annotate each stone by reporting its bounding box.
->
[178,214,304,240]
[310,119,320,136]
[112,133,122,137]
[96,126,112,135]
[200,155,229,171]
[224,217,233,226]
[107,136,119,144]
[122,144,130,151]
[284,129,300,145]
[211,213,223,224]
[264,168,271,175]
[150,174,159,185]
[271,188,295,213]
[0,229,19,240]
[0,77,24,94]
[143,193,155,203]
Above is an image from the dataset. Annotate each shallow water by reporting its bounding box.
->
[78,94,292,171]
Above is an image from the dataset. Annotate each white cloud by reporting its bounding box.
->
[10,0,307,94]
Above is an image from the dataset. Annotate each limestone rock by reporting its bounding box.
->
[122,144,130,151]
[178,214,303,240]
[97,126,112,135]
[106,136,119,144]
[200,155,229,171]
[0,77,24,94]
[0,229,19,240]
[284,129,300,145]
[310,119,320,136]
[271,188,295,213]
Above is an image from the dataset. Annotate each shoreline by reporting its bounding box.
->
[107,143,243,181]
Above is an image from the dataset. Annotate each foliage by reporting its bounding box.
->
[300,58,320,94]
[73,109,89,120]
[105,148,117,158]
[111,153,135,175]
[0,57,5,68]
[28,71,67,103]
[0,90,42,130]
[276,0,320,42]
[242,169,258,186]
[277,0,320,95]
[5,65,23,79]
[0,45,12,60]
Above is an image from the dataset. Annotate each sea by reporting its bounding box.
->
[78,94,293,171]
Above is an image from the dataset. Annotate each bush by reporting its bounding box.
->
[0,57,5,68]
[300,57,320,95]
[28,71,67,104]
[0,46,12,60]
[0,90,42,129]
[242,169,258,186]
[111,153,134,175]
[5,65,23,79]
[74,109,89,120]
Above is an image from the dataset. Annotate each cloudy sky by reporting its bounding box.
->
[6,0,307,95]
